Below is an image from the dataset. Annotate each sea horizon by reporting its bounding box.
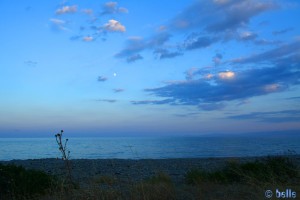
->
[1,133,299,161]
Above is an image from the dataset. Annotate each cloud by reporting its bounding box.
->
[213,53,223,66]
[118,7,129,13]
[287,96,300,100]
[228,110,300,123]
[238,31,257,41]
[153,49,183,59]
[82,36,94,42]
[114,0,277,62]
[140,48,300,110]
[113,88,124,93]
[24,60,37,67]
[184,34,216,50]
[70,35,82,41]
[102,2,117,14]
[103,19,126,32]
[232,41,300,64]
[185,67,200,80]
[97,99,117,103]
[50,2,128,42]
[264,83,282,92]
[56,5,77,15]
[101,2,129,15]
[218,71,235,80]
[207,1,277,32]
[199,102,226,111]
[97,76,108,82]
[174,112,199,118]
[115,37,145,58]
[131,99,175,105]
[49,18,69,31]
[169,0,277,33]
[272,27,293,35]
[254,39,281,46]
[116,0,275,62]
[126,54,143,63]
[82,9,93,15]
[115,32,173,61]
[148,33,171,47]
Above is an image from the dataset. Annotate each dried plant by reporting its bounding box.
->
[55,130,73,184]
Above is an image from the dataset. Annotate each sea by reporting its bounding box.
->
[0,134,299,161]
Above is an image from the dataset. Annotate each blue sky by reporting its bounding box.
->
[0,0,299,137]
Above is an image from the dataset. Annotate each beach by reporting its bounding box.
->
[1,156,300,200]
[2,156,300,186]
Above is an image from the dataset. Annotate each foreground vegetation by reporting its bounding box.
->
[0,156,299,200]
[0,163,56,199]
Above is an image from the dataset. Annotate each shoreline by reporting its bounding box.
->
[1,155,300,185]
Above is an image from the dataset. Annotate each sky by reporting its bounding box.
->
[0,0,299,137]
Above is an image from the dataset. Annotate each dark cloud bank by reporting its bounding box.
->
[132,41,300,115]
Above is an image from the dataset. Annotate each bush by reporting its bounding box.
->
[0,163,56,199]
[185,156,300,185]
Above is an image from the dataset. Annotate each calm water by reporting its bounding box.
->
[0,135,299,161]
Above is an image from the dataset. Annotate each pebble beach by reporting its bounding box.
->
[2,156,299,186]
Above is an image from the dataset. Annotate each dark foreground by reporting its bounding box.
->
[1,155,300,200]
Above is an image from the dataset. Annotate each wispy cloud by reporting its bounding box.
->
[82,36,94,42]
[238,31,257,41]
[24,60,37,67]
[153,49,183,59]
[286,96,300,100]
[212,53,223,66]
[56,5,77,15]
[127,54,143,63]
[115,33,172,61]
[169,0,277,33]
[101,2,129,15]
[184,35,216,50]
[97,76,108,82]
[254,39,281,46]
[199,102,225,111]
[49,18,69,31]
[115,36,147,58]
[272,27,293,35]
[131,99,174,105]
[116,0,277,62]
[231,41,300,64]
[185,67,200,80]
[118,7,129,14]
[228,110,300,123]
[113,88,124,93]
[81,9,93,15]
[96,99,117,103]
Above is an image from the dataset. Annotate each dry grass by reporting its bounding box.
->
[2,156,299,200]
